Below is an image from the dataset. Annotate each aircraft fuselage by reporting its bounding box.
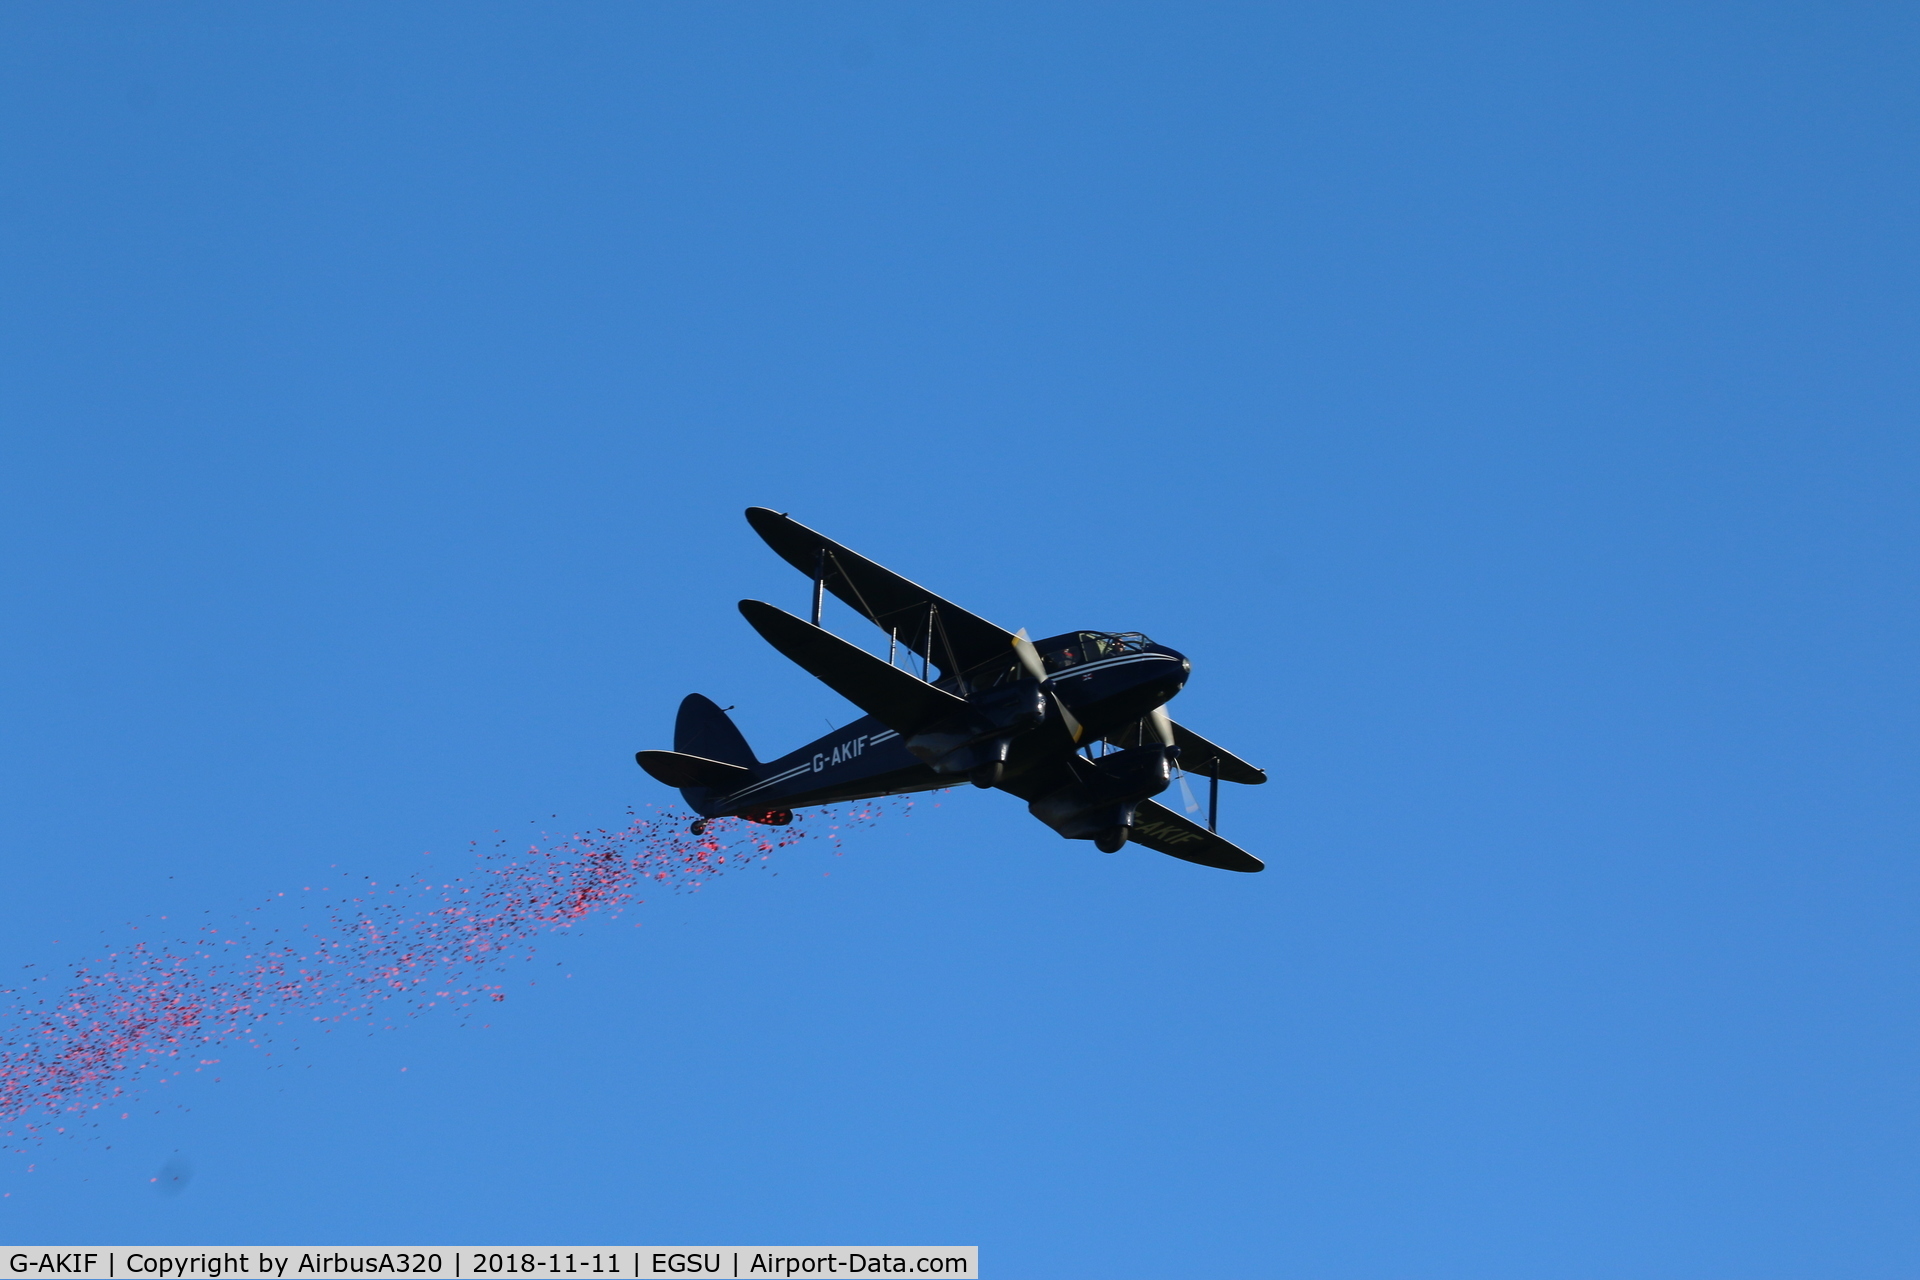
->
[695,636,1190,817]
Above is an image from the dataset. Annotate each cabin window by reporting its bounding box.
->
[1042,640,1085,671]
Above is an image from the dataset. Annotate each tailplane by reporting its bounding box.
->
[633,694,759,818]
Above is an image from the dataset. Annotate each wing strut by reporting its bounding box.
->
[1207,759,1220,832]
[808,540,937,687]
[811,548,825,626]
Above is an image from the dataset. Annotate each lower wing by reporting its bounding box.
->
[1129,799,1265,873]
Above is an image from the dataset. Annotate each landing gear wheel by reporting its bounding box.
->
[689,819,709,836]
[1094,827,1129,854]
[969,762,1005,789]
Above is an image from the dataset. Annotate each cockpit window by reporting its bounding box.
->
[1089,631,1152,656]
[1035,631,1154,673]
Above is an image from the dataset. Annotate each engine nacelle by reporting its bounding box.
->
[1027,745,1177,841]
[905,678,1048,778]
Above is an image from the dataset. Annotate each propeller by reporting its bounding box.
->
[1012,629,1084,743]
[1145,704,1202,814]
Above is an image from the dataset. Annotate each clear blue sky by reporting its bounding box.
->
[2,3,1916,1275]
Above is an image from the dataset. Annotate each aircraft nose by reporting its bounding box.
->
[1155,645,1192,693]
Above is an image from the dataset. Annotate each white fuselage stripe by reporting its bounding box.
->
[719,761,813,804]
[1046,652,1179,685]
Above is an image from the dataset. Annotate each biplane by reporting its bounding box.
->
[635,509,1268,873]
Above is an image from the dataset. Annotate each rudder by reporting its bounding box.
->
[675,694,757,769]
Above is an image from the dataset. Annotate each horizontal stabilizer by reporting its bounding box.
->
[738,600,969,736]
[635,750,754,789]
[1129,799,1265,872]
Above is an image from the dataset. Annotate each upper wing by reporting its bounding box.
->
[1129,799,1265,872]
[1100,718,1267,785]
[745,508,1015,679]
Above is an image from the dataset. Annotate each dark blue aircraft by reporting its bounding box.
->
[636,509,1267,872]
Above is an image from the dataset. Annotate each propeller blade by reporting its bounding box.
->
[1147,704,1177,748]
[1011,629,1048,682]
[1056,695,1086,743]
[1176,767,1203,816]
[1014,628,1084,743]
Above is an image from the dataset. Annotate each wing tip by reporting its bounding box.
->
[744,505,794,539]
[1154,845,1266,873]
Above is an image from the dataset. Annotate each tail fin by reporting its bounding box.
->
[675,694,757,769]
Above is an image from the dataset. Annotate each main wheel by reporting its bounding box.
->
[1094,827,1129,853]
[689,819,709,836]
[969,761,1004,789]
